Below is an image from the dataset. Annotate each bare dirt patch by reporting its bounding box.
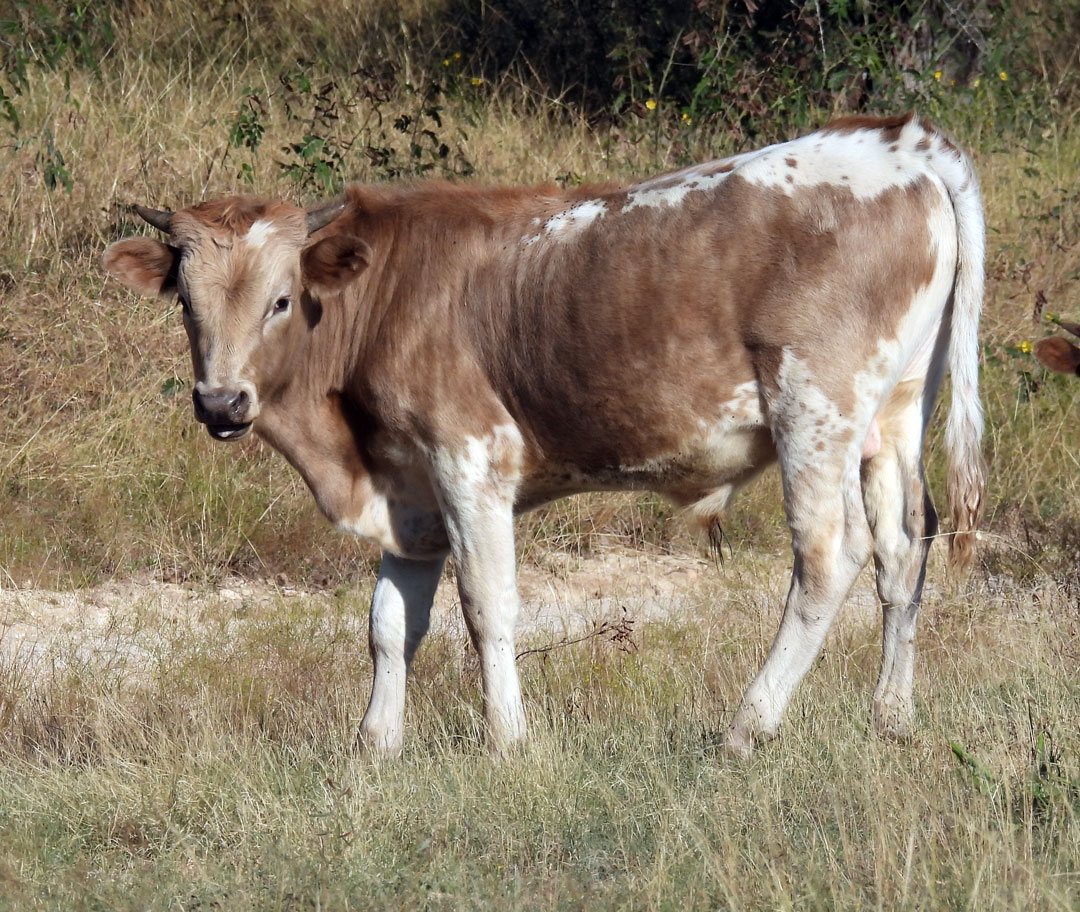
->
[0,543,906,682]
[9,535,1061,690]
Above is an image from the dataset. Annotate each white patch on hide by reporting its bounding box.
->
[770,349,859,480]
[521,201,606,246]
[622,167,732,212]
[337,491,399,553]
[244,219,276,248]
[736,117,930,201]
[706,381,767,434]
[545,200,606,235]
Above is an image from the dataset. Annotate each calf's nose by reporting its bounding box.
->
[192,387,250,424]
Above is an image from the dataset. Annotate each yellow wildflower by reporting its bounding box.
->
[442,58,450,67]
[470,76,483,86]
[1020,340,1032,354]
[1046,312,1058,323]
[645,99,657,111]
[681,112,692,124]
[973,77,980,87]
[934,70,942,81]
[453,52,462,60]
[999,71,1008,81]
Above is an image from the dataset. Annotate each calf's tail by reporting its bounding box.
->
[930,127,987,574]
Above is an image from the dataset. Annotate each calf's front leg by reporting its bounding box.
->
[435,439,527,753]
[358,551,445,758]
[455,504,526,752]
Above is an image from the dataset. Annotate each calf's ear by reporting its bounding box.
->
[301,235,371,292]
[1033,336,1080,375]
[103,238,179,297]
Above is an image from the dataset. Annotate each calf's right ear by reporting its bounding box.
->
[1033,336,1080,375]
[301,235,371,292]
[102,238,179,297]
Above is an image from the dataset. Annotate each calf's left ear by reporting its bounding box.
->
[301,235,371,291]
[103,237,179,297]
[1033,336,1080,375]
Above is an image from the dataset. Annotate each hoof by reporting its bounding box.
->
[871,699,914,742]
[721,725,755,760]
[356,726,403,760]
[485,730,528,759]
[484,708,528,758]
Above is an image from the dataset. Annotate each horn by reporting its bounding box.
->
[133,204,174,233]
[1058,319,1080,340]
[305,199,346,235]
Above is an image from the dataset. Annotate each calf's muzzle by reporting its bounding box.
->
[192,387,253,440]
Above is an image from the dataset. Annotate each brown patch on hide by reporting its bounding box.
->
[824,112,917,142]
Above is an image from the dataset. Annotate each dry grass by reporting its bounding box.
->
[1,1,1080,908]
[0,558,1077,910]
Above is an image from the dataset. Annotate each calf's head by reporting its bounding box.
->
[103,197,368,440]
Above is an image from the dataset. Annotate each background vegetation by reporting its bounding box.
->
[0,0,1078,586]
[1,0,1079,586]
[0,0,1078,908]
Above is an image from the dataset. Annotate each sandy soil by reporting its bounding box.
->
[3,531,1069,695]
[0,543,901,675]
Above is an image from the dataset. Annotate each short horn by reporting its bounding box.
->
[1058,319,1080,340]
[306,199,346,235]
[133,204,174,233]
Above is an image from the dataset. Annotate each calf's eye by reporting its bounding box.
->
[273,297,291,315]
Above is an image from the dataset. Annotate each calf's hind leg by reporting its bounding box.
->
[724,443,872,758]
[861,385,937,739]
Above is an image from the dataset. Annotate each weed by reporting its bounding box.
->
[223,60,475,196]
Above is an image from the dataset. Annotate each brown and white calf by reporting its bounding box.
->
[103,113,986,758]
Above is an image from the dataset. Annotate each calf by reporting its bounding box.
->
[103,113,986,757]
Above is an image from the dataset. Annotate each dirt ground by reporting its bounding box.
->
[7,529,1064,687]
[0,543,908,679]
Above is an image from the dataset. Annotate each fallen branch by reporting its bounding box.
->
[516,609,637,660]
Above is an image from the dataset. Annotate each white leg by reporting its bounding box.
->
[862,393,936,739]
[450,499,527,753]
[724,454,871,758]
[358,551,445,758]
[434,429,527,754]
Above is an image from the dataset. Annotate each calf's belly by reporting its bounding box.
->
[516,425,776,512]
